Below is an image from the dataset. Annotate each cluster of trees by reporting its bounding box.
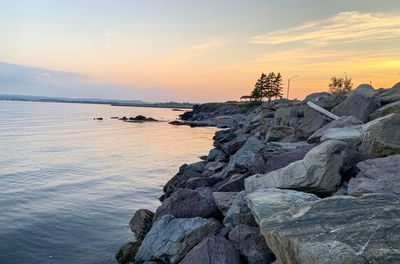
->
[251,72,283,102]
[328,74,353,93]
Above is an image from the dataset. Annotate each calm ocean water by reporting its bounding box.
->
[0,101,217,264]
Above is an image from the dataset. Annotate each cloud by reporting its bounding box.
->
[250,11,400,46]
[161,37,228,66]
[0,62,176,101]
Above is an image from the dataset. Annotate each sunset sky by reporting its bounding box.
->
[1,0,400,102]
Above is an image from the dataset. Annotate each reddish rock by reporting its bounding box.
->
[179,236,241,264]
[296,112,332,140]
[154,188,221,221]
[331,93,378,122]
[348,155,400,196]
[265,144,315,173]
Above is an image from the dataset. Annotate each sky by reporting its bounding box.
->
[1,0,400,102]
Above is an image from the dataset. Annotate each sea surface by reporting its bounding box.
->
[0,101,217,264]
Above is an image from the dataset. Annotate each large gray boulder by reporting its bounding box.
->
[370,100,400,120]
[212,192,238,216]
[348,155,400,196]
[331,93,378,122]
[179,236,241,264]
[260,195,400,264]
[227,136,265,174]
[378,82,400,104]
[262,142,309,159]
[223,191,257,228]
[154,188,220,221]
[129,209,155,241]
[304,92,346,111]
[246,188,319,225]
[245,140,348,195]
[135,215,217,264]
[320,125,363,148]
[359,113,400,157]
[228,224,276,264]
[307,116,362,144]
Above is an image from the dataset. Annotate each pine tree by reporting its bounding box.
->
[273,72,283,99]
[251,73,265,101]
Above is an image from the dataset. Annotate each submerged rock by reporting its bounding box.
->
[245,140,347,195]
[348,154,400,196]
[260,195,400,264]
[129,209,155,241]
[179,236,241,264]
[228,224,276,264]
[135,215,217,264]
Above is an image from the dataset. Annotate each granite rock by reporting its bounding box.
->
[129,209,155,241]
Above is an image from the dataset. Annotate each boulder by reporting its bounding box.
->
[129,209,155,241]
[226,137,248,155]
[228,224,276,264]
[260,195,400,264]
[212,192,238,216]
[303,92,330,103]
[296,112,331,140]
[262,141,309,159]
[378,82,400,104]
[312,92,347,111]
[320,125,363,148]
[351,84,378,97]
[116,241,141,264]
[248,153,266,175]
[163,162,206,199]
[370,100,400,120]
[307,116,362,144]
[223,191,257,228]
[216,174,247,192]
[347,155,400,196]
[227,136,265,174]
[265,144,315,173]
[245,140,348,195]
[183,176,222,190]
[246,188,319,225]
[135,215,217,264]
[359,113,400,157]
[179,236,241,264]
[154,188,220,221]
[331,93,378,122]
[207,148,227,162]
[265,126,295,142]
[201,162,225,177]
[273,107,298,126]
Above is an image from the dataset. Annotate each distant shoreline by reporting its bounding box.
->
[0,96,194,109]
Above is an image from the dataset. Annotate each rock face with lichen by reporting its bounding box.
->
[260,195,400,264]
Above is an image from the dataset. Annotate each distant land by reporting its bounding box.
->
[0,94,194,109]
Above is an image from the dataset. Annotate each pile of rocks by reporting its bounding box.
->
[117,82,400,264]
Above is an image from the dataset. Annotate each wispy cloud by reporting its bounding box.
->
[250,12,400,46]
[161,38,228,66]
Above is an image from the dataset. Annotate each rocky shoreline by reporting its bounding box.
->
[117,82,400,264]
